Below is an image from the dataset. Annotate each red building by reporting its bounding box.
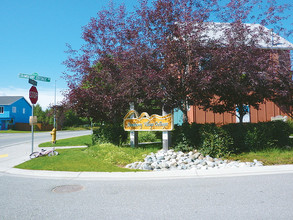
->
[184,23,293,125]
[188,100,289,124]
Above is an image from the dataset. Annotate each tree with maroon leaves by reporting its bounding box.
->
[63,0,292,124]
[64,0,219,123]
[194,0,293,123]
[64,3,160,123]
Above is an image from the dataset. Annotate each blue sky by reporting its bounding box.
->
[0,0,138,109]
[0,0,292,109]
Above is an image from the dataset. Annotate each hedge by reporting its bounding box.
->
[172,121,293,156]
[92,123,128,146]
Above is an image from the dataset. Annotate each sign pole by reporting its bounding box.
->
[129,102,138,148]
[31,104,34,153]
[162,107,171,152]
[54,80,56,129]
[29,86,38,154]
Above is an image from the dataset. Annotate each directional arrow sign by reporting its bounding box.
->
[19,73,51,82]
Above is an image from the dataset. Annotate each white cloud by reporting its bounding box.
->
[0,86,65,110]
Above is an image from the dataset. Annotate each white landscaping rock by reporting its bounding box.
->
[125,149,263,171]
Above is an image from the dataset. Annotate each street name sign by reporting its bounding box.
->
[28,79,37,86]
[19,72,51,82]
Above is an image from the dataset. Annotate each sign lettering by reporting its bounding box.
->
[19,73,51,82]
[123,110,173,131]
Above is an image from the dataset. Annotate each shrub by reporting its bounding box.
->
[172,123,201,149]
[221,123,248,152]
[173,136,194,152]
[198,125,233,158]
[92,123,127,146]
[172,120,293,156]
[245,121,292,151]
[223,121,293,152]
[172,123,232,156]
[138,131,160,143]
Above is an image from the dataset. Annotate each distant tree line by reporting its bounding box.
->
[33,104,90,129]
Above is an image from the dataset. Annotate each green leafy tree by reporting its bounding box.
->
[33,104,49,124]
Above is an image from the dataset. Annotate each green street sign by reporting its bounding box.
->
[19,73,51,82]
[19,73,31,79]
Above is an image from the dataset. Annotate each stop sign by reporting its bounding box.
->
[29,86,38,104]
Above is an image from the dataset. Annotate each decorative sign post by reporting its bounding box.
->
[162,108,171,152]
[123,106,173,151]
[19,72,51,153]
[129,103,138,148]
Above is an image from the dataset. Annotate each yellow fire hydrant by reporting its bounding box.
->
[50,128,56,144]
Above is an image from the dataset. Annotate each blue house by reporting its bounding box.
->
[0,96,32,130]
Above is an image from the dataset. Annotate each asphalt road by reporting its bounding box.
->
[0,130,91,149]
[0,130,91,172]
[1,172,293,220]
[1,130,293,219]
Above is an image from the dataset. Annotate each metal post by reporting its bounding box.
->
[129,102,138,148]
[31,104,34,153]
[162,107,171,152]
[54,80,56,129]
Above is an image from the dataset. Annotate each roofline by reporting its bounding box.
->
[0,96,32,107]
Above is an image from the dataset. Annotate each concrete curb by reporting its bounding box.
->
[3,164,293,180]
[49,146,87,150]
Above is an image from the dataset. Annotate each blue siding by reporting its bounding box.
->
[0,97,31,130]
[10,98,31,123]
[173,108,183,126]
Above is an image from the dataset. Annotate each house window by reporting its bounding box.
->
[23,108,26,114]
[0,106,3,114]
[199,55,212,71]
[12,107,16,113]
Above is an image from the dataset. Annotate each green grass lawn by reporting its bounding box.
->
[228,148,293,165]
[16,133,293,172]
[16,143,161,172]
[39,135,92,147]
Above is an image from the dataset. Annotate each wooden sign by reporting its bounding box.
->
[123,110,173,131]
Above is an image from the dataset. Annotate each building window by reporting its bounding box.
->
[199,55,212,71]
[23,108,26,114]
[12,107,16,113]
[0,106,3,114]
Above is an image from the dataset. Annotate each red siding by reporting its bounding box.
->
[188,101,290,124]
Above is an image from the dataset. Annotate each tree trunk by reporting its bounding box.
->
[238,113,244,123]
[237,104,246,124]
[180,99,189,124]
